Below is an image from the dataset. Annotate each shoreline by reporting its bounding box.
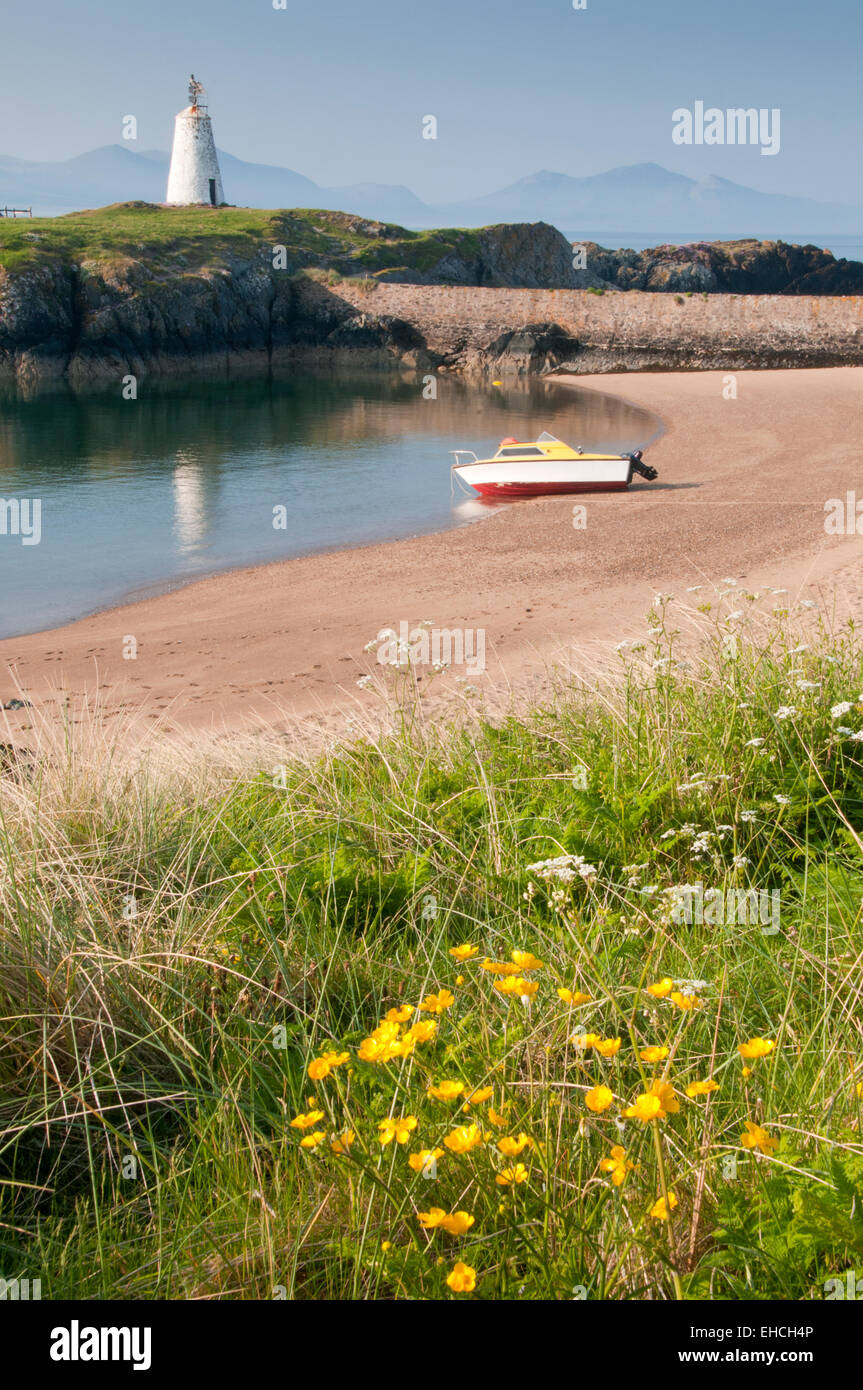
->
[2,365,862,739]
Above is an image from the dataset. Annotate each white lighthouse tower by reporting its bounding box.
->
[165,76,225,206]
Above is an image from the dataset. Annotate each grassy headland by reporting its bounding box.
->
[1,591,862,1300]
[0,202,482,280]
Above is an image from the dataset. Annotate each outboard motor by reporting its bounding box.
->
[627,449,658,482]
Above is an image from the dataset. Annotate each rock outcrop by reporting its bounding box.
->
[581,238,863,296]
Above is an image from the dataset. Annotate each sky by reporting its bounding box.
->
[1,0,860,206]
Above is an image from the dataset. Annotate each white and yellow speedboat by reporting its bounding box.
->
[451,431,657,499]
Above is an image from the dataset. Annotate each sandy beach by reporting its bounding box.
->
[2,366,862,740]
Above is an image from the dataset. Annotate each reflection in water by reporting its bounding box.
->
[172,452,208,554]
[0,372,660,638]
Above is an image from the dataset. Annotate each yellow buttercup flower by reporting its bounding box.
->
[640,1046,669,1064]
[330,1129,355,1154]
[497,1132,533,1157]
[371,1019,402,1043]
[738,1037,776,1060]
[439,1210,474,1235]
[378,1114,418,1146]
[572,1032,602,1049]
[443,1123,483,1154]
[496,1163,529,1186]
[463,1085,494,1106]
[740,1120,778,1154]
[427,1079,465,1101]
[650,1192,678,1220]
[686,1079,720,1098]
[446,1261,477,1293]
[290,1109,324,1130]
[419,989,455,1014]
[308,1050,350,1080]
[408,1146,444,1173]
[487,1108,509,1129]
[585,1085,614,1113]
[510,950,544,971]
[403,1019,437,1044]
[649,1080,680,1116]
[558,988,592,1006]
[670,991,701,1011]
[357,1036,402,1064]
[299,1131,326,1149]
[449,944,479,961]
[494,976,539,998]
[417,1207,447,1229]
[480,958,521,976]
[600,1144,635,1187]
[623,1080,679,1122]
[595,1036,622,1058]
[857,1082,863,1099]
[385,1005,414,1024]
[647,978,674,999]
[624,1092,662,1122]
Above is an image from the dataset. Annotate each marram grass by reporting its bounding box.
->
[1,589,862,1300]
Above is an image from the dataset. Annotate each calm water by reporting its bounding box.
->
[0,372,658,638]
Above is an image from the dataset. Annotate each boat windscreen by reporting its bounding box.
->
[537,431,563,443]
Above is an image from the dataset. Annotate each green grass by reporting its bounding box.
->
[0,202,484,280]
[1,590,862,1300]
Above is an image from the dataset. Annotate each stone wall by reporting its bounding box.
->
[334,282,863,374]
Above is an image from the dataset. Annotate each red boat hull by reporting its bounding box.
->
[470,479,630,499]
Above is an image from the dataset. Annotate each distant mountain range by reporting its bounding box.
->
[0,144,860,242]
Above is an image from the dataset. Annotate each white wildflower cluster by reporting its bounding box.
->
[774,706,797,721]
[660,823,699,841]
[739,809,757,823]
[526,854,597,884]
[691,831,714,860]
[621,861,649,887]
[356,675,373,690]
[832,701,853,719]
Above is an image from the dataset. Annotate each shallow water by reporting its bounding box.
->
[0,372,659,638]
